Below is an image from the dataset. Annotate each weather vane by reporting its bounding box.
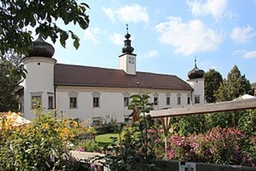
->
[194,56,197,67]
[126,24,129,33]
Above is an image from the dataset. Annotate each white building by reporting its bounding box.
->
[20,29,205,124]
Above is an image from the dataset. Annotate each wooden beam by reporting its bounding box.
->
[150,98,256,118]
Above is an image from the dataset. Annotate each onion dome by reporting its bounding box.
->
[188,58,205,79]
[122,24,134,54]
[28,36,55,58]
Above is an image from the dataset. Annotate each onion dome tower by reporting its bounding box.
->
[28,36,55,58]
[119,24,137,75]
[188,58,205,79]
[187,57,205,105]
[22,36,57,120]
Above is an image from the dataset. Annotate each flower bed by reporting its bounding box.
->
[166,126,256,167]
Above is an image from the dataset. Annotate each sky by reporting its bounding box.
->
[50,0,256,83]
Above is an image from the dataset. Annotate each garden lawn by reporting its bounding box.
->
[95,133,119,147]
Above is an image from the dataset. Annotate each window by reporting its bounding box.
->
[166,97,170,105]
[128,56,134,64]
[70,97,77,108]
[124,115,130,122]
[31,96,41,109]
[123,92,131,107]
[93,120,100,126]
[68,92,78,109]
[92,117,101,126]
[48,96,54,109]
[93,97,100,107]
[154,97,158,105]
[92,92,101,108]
[124,97,129,107]
[177,96,181,105]
[187,97,191,105]
[124,117,130,122]
[194,96,200,104]
[31,92,42,109]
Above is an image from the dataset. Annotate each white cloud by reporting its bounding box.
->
[108,33,123,45]
[141,50,159,59]
[243,50,256,58]
[230,25,255,44]
[84,27,101,44]
[103,4,149,23]
[187,0,230,20]
[232,49,246,56]
[102,7,116,22]
[155,17,223,55]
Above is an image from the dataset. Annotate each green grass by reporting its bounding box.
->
[95,133,119,147]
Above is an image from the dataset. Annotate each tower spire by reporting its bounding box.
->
[194,56,198,68]
[126,23,129,34]
[122,24,134,54]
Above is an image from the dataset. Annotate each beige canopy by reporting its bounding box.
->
[5,112,31,126]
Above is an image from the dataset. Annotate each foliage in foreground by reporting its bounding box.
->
[0,0,90,55]
[0,111,91,171]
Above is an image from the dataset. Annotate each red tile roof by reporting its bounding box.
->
[54,63,192,90]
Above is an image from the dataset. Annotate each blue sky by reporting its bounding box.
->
[51,0,256,83]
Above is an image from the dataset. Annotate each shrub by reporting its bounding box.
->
[166,126,256,166]
[77,139,100,152]
[0,111,91,170]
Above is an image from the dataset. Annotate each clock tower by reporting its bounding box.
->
[119,24,137,75]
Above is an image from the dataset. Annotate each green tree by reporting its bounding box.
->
[204,69,223,103]
[215,65,253,102]
[214,65,253,128]
[173,114,208,136]
[251,82,256,96]
[0,0,90,55]
[0,55,22,112]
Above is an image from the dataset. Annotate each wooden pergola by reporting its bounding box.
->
[150,97,256,146]
[150,97,256,119]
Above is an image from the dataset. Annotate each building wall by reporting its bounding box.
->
[55,86,193,123]
[22,57,56,120]
[21,57,204,123]
[187,78,205,104]
[119,54,136,75]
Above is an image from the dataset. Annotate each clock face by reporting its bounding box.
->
[128,56,134,64]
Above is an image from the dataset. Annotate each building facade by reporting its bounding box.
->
[21,30,205,124]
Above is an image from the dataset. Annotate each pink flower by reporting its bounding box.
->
[169,149,175,159]
[216,134,221,139]
[191,142,199,149]
[76,147,85,152]
[210,148,215,154]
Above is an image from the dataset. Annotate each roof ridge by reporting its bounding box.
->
[56,63,177,76]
